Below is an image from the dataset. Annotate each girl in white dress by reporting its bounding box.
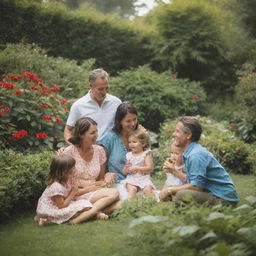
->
[121,129,156,200]
[35,155,92,226]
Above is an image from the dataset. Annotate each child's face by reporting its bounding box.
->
[128,136,144,153]
[170,145,182,164]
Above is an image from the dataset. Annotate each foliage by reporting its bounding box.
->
[148,0,237,97]
[0,150,54,219]
[0,43,94,98]
[0,72,69,151]
[0,0,152,75]
[234,72,256,143]
[110,66,207,132]
[156,116,256,174]
[123,197,256,256]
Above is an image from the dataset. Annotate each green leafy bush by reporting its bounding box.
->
[111,66,207,132]
[234,72,256,143]
[0,150,54,219]
[123,197,256,256]
[156,116,256,174]
[0,43,94,98]
[0,72,69,151]
[0,0,152,74]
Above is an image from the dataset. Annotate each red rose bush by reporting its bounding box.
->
[0,72,68,151]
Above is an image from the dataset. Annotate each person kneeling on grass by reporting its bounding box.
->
[160,116,239,206]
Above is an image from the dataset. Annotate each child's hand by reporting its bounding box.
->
[104,172,116,184]
[163,159,174,173]
[71,185,79,196]
[127,166,138,174]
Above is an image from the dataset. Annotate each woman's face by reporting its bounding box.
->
[82,124,98,145]
[120,113,138,134]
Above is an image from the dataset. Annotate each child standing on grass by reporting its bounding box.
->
[160,142,186,201]
[34,155,93,226]
[121,129,157,200]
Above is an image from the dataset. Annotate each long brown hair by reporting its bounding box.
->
[46,155,75,185]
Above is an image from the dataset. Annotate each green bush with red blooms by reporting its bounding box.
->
[0,72,69,152]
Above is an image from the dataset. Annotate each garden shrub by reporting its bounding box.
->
[234,71,256,143]
[0,150,54,220]
[0,43,94,98]
[110,66,207,132]
[148,0,237,97]
[122,196,256,256]
[156,116,256,174]
[0,71,69,152]
[0,0,152,74]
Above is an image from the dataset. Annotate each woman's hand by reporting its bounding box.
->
[104,172,116,184]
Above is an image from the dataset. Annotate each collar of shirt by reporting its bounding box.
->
[183,142,199,160]
[86,90,111,104]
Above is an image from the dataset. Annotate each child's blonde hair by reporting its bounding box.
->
[129,129,150,151]
[46,155,75,185]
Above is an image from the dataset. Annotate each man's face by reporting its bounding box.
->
[172,122,191,149]
[90,77,109,104]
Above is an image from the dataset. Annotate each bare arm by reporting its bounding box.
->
[64,125,74,144]
[52,186,78,209]
[169,183,202,195]
[127,152,154,175]
[163,160,186,183]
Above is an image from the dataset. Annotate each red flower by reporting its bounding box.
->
[60,99,67,104]
[10,75,19,81]
[170,73,177,78]
[55,117,62,125]
[14,89,23,96]
[50,85,60,92]
[0,82,15,89]
[191,95,199,99]
[2,74,7,78]
[31,86,38,90]
[12,130,28,140]
[24,72,42,84]
[36,132,48,139]
[0,109,6,117]
[41,115,53,121]
[4,106,11,112]
[39,104,49,109]
[63,107,68,111]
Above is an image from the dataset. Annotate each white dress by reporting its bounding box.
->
[165,165,185,186]
[121,150,156,189]
[36,181,92,224]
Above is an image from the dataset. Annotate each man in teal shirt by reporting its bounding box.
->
[160,116,239,205]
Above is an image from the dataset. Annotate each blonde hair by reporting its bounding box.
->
[128,129,150,151]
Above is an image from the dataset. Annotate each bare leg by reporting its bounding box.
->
[70,188,119,224]
[126,184,138,200]
[159,185,172,202]
[143,186,155,198]
[103,200,122,215]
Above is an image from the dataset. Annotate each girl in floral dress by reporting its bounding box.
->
[121,129,156,200]
[35,155,92,226]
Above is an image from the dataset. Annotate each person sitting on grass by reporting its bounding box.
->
[159,141,186,201]
[160,116,239,206]
[121,129,157,200]
[35,155,94,226]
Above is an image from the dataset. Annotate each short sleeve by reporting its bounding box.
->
[48,182,66,197]
[66,104,80,126]
[98,145,107,165]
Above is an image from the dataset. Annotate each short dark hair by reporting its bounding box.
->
[69,117,97,146]
[112,102,138,134]
[177,116,202,142]
[46,155,75,185]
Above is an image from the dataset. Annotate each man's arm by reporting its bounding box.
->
[64,125,74,144]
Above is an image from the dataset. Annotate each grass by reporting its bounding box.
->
[0,174,255,256]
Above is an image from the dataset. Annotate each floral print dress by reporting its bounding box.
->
[36,181,92,224]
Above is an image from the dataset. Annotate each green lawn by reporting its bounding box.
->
[0,174,255,256]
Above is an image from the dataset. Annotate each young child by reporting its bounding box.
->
[34,155,93,226]
[160,142,186,201]
[121,129,156,200]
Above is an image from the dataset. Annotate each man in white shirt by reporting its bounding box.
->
[64,68,121,143]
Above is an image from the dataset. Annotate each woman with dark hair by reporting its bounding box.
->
[98,102,141,200]
[59,117,120,223]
